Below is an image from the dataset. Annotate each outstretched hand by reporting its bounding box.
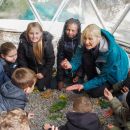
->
[104,88,113,101]
[61,58,72,69]
[44,123,58,130]
[121,86,129,93]
[27,112,34,119]
[66,84,83,91]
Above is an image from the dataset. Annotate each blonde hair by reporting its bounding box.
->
[73,96,92,113]
[11,67,37,89]
[26,22,43,64]
[0,109,30,130]
[82,24,101,42]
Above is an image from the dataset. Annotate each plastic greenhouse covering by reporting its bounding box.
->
[0,0,130,46]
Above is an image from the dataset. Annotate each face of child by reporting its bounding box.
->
[25,80,36,94]
[83,33,101,50]
[2,49,17,63]
[66,23,78,39]
[28,27,42,43]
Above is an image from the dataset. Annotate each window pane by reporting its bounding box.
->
[0,0,34,20]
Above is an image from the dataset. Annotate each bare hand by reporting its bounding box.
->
[107,124,114,129]
[44,123,51,130]
[52,126,58,130]
[66,84,83,91]
[27,112,34,119]
[104,88,113,101]
[73,76,79,83]
[44,124,58,130]
[61,59,72,69]
[36,73,44,79]
[121,86,129,93]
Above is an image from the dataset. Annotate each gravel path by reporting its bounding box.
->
[25,89,116,130]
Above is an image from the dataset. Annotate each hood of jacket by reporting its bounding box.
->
[62,18,81,43]
[66,112,103,130]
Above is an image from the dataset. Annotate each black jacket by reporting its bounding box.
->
[57,19,82,81]
[59,112,104,130]
[18,31,55,76]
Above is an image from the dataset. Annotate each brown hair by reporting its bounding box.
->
[0,108,30,130]
[82,24,101,43]
[11,67,37,89]
[73,96,92,113]
[0,42,16,56]
[26,22,44,64]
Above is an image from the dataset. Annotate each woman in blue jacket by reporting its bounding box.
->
[62,24,129,97]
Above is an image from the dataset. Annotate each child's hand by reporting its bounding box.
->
[73,76,79,83]
[107,124,114,129]
[121,86,129,93]
[37,73,44,79]
[61,59,72,69]
[51,125,58,130]
[104,88,113,101]
[27,112,34,119]
[44,123,51,130]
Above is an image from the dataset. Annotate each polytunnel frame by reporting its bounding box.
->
[0,0,130,47]
[27,0,130,47]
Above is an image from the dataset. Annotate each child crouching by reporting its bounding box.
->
[0,108,30,130]
[0,67,37,112]
[44,96,103,130]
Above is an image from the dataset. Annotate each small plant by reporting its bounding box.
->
[59,94,68,101]
[49,100,67,113]
[48,113,63,121]
[99,98,110,109]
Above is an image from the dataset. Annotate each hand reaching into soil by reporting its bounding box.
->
[104,88,113,101]
[27,112,34,119]
[44,123,58,130]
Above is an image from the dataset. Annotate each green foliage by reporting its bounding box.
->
[99,98,110,109]
[48,113,63,121]
[49,100,67,113]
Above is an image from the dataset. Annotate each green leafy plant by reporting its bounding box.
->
[49,100,67,113]
[99,98,110,109]
[48,113,63,121]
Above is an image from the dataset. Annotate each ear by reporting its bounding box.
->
[24,87,29,94]
[1,54,5,58]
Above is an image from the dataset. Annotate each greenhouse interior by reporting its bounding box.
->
[0,0,130,130]
[0,0,130,46]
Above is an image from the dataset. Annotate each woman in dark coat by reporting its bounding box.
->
[57,18,83,90]
[17,22,55,91]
